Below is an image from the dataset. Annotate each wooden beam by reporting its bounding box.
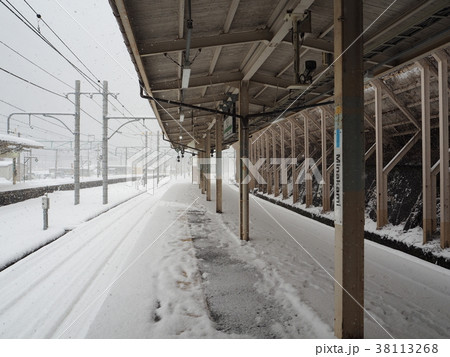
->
[281,125,288,199]
[374,81,388,228]
[383,131,421,175]
[141,29,272,56]
[272,127,279,197]
[206,131,211,201]
[373,79,421,130]
[321,108,330,212]
[216,117,223,212]
[433,50,450,248]
[292,120,299,204]
[417,60,432,243]
[151,72,243,91]
[266,132,272,195]
[241,1,315,81]
[304,114,312,207]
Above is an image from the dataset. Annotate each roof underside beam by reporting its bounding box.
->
[151,72,243,91]
[140,30,272,57]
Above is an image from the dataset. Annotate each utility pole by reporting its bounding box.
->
[54,149,58,179]
[157,131,160,186]
[74,80,81,205]
[96,144,100,177]
[87,148,90,177]
[12,157,17,184]
[144,131,148,187]
[102,80,109,204]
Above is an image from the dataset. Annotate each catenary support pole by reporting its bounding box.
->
[74,80,81,205]
[102,80,109,205]
[12,158,17,185]
[54,149,58,179]
[333,0,365,338]
[433,50,450,248]
[216,116,223,212]
[239,81,249,241]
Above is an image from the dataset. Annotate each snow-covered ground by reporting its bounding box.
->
[0,180,157,270]
[0,175,130,192]
[259,191,450,262]
[0,181,449,338]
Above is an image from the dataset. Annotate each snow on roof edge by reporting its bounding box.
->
[0,134,43,148]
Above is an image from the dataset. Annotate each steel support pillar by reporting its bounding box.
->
[374,81,388,228]
[249,138,255,192]
[261,137,267,193]
[417,61,432,243]
[198,150,202,189]
[321,108,330,212]
[291,121,299,204]
[266,132,272,195]
[333,0,365,339]
[433,50,450,248]
[304,115,313,207]
[201,150,206,195]
[206,130,211,201]
[216,117,223,212]
[272,129,280,197]
[239,81,249,241]
[281,125,288,199]
[255,140,263,192]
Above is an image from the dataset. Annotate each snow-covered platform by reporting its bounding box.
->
[0,181,449,338]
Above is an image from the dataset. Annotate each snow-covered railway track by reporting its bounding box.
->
[0,192,162,338]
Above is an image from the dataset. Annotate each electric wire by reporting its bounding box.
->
[1,1,150,142]
[22,0,102,90]
[0,66,67,99]
[0,0,101,92]
[0,40,74,90]
[21,0,148,136]
[53,0,195,144]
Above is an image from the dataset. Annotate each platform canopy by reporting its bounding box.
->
[108,0,449,150]
[0,134,43,158]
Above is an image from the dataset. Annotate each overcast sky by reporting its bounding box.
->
[0,0,162,155]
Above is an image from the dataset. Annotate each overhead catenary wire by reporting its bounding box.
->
[54,0,197,145]
[1,0,154,142]
[22,0,102,89]
[20,0,150,136]
[0,0,101,92]
[0,66,67,99]
[0,40,74,90]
